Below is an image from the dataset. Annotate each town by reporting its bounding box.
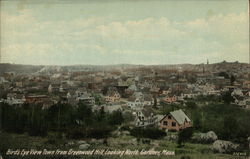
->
[0,61,250,159]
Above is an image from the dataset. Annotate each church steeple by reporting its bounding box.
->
[203,63,205,74]
[207,59,209,65]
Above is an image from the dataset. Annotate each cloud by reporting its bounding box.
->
[184,12,249,43]
[1,9,249,65]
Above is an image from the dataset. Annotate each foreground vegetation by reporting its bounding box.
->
[0,132,248,159]
[1,95,250,158]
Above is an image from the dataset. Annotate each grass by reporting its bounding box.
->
[0,132,248,159]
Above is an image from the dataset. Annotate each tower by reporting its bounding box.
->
[203,63,205,74]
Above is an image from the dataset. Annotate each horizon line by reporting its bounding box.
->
[0,60,247,67]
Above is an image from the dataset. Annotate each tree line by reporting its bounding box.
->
[0,102,124,139]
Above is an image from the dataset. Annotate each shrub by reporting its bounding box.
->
[130,127,166,139]
[180,155,191,159]
[86,126,114,139]
[177,127,194,147]
[66,127,85,139]
[119,125,131,131]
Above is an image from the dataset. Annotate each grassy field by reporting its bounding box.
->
[0,132,248,159]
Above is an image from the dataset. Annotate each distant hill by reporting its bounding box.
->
[0,61,249,74]
[0,63,43,75]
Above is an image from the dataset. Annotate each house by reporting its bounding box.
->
[243,81,250,89]
[76,91,95,106]
[162,95,177,104]
[134,108,157,127]
[127,96,144,110]
[161,89,171,96]
[127,84,138,92]
[133,91,144,99]
[105,90,121,103]
[182,92,198,99]
[155,114,165,126]
[143,94,154,106]
[6,93,25,105]
[0,77,8,84]
[231,88,244,97]
[25,95,48,104]
[15,81,23,87]
[160,109,192,131]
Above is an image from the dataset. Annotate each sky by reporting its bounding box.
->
[0,0,249,65]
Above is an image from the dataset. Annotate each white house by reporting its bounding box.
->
[127,96,144,110]
[134,108,157,127]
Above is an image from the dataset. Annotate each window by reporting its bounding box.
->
[172,122,176,127]
[163,121,168,126]
[168,116,171,119]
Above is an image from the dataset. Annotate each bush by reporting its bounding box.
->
[107,111,124,125]
[130,127,166,139]
[180,155,191,159]
[186,101,197,109]
[119,125,131,131]
[66,127,85,139]
[178,127,194,147]
[86,126,114,139]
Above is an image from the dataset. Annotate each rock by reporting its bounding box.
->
[77,140,87,145]
[89,138,104,144]
[79,144,90,150]
[130,138,137,145]
[90,139,97,143]
[206,131,218,142]
[165,134,178,141]
[67,141,75,146]
[212,140,239,153]
[192,131,218,143]
[121,131,130,135]
[112,130,121,136]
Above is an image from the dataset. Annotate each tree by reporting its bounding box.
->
[153,94,157,108]
[221,91,234,104]
[177,127,193,147]
[230,75,236,85]
[186,101,197,109]
[28,105,48,136]
[130,127,166,139]
[192,110,202,130]
[96,106,105,122]
[107,110,124,125]
[77,102,93,126]
[221,115,237,140]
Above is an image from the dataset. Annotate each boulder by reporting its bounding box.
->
[77,140,87,145]
[212,140,239,154]
[89,139,103,145]
[79,144,90,150]
[111,130,121,136]
[165,134,178,141]
[130,138,137,145]
[67,141,75,146]
[192,131,218,143]
[121,131,130,136]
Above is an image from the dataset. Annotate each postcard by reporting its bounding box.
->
[0,0,249,159]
